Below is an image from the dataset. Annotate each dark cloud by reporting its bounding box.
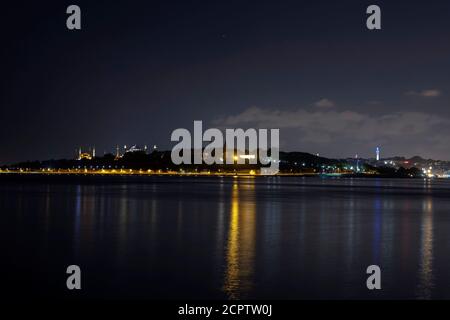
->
[214,106,450,159]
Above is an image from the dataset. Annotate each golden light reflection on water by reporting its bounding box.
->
[223,180,256,299]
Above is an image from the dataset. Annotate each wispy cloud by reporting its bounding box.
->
[405,89,441,97]
[314,98,335,108]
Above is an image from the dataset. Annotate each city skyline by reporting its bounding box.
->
[5,141,450,165]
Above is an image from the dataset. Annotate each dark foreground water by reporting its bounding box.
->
[2,175,450,300]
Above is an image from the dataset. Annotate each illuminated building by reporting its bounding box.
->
[114,144,149,160]
[77,147,94,160]
[376,146,380,161]
[125,145,146,154]
[115,145,121,160]
[239,154,256,160]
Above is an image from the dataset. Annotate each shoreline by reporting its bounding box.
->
[0,170,442,179]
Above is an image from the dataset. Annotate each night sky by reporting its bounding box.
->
[2,0,450,164]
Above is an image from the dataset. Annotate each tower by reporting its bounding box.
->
[355,154,360,172]
[92,146,96,158]
[376,147,380,161]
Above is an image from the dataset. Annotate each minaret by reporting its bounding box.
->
[92,146,96,158]
[376,147,380,161]
[355,154,359,172]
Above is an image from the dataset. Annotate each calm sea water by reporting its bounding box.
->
[2,176,450,300]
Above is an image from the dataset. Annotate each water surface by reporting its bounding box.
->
[2,176,450,300]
